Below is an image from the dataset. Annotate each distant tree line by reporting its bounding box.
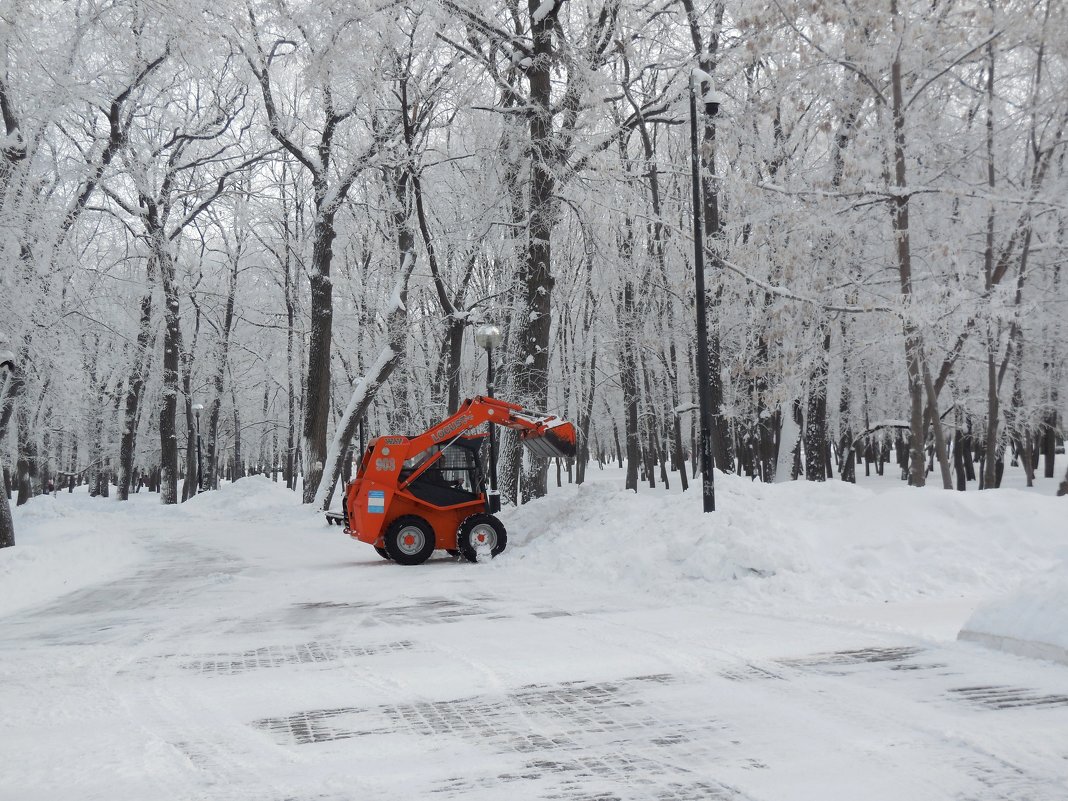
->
[2,0,1065,547]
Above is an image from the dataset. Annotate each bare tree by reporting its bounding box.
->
[245,5,400,503]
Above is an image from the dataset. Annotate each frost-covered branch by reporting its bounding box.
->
[715,253,897,316]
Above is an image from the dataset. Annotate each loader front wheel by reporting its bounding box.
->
[383,516,436,565]
[457,514,507,562]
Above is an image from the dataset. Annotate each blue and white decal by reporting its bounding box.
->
[368,490,386,514]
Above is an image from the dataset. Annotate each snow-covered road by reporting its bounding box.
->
[3,475,1068,800]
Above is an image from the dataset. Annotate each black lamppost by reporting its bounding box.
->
[0,350,14,407]
[0,349,13,431]
[690,69,722,513]
[192,402,205,493]
[474,323,503,513]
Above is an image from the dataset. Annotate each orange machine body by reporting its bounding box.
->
[342,396,576,563]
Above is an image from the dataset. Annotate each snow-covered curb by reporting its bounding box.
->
[957,630,1068,666]
[958,570,1068,666]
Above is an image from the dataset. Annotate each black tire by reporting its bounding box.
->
[383,515,436,565]
[374,546,391,560]
[457,514,507,562]
[445,549,460,558]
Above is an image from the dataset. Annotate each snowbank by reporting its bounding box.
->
[501,471,1068,614]
[0,476,309,619]
[0,491,148,617]
[958,570,1068,665]
[4,468,1065,665]
[179,473,305,523]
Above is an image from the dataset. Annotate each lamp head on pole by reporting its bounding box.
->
[474,323,502,350]
[691,69,724,118]
[192,402,204,420]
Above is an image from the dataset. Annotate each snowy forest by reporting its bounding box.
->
[1,0,1066,543]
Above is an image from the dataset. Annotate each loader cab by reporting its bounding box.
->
[400,435,487,508]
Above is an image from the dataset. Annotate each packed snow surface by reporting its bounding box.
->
[2,463,1067,800]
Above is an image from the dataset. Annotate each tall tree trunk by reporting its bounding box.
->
[180,296,202,502]
[118,288,153,500]
[618,266,641,492]
[232,381,244,481]
[301,201,337,502]
[0,364,18,546]
[683,0,732,472]
[15,378,39,506]
[775,401,802,483]
[511,1,562,502]
[642,363,664,489]
[953,411,967,491]
[285,235,297,491]
[921,351,953,489]
[259,384,271,476]
[830,82,861,485]
[493,106,528,507]
[999,226,1036,488]
[1043,249,1061,478]
[838,323,856,483]
[981,36,1002,491]
[155,236,182,505]
[206,252,239,490]
[805,321,831,481]
[181,405,197,501]
[889,7,927,487]
[575,349,597,486]
[86,355,102,499]
[0,465,12,548]
[984,334,1000,489]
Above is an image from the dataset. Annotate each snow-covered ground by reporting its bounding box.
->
[1,461,1066,800]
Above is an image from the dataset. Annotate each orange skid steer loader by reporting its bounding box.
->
[341,397,577,565]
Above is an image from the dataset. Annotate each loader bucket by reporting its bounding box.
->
[520,421,578,459]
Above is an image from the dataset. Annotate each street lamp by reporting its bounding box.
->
[192,402,205,493]
[690,69,723,513]
[0,349,14,404]
[0,349,14,425]
[474,323,503,513]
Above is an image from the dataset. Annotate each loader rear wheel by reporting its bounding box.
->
[383,516,436,566]
[457,514,507,562]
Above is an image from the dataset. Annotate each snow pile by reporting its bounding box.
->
[959,569,1068,664]
[502,471,1068,613]
[0,477,306,619]
[0,492,147,617]
[180,474,305,524]
[4,467,1065,663]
